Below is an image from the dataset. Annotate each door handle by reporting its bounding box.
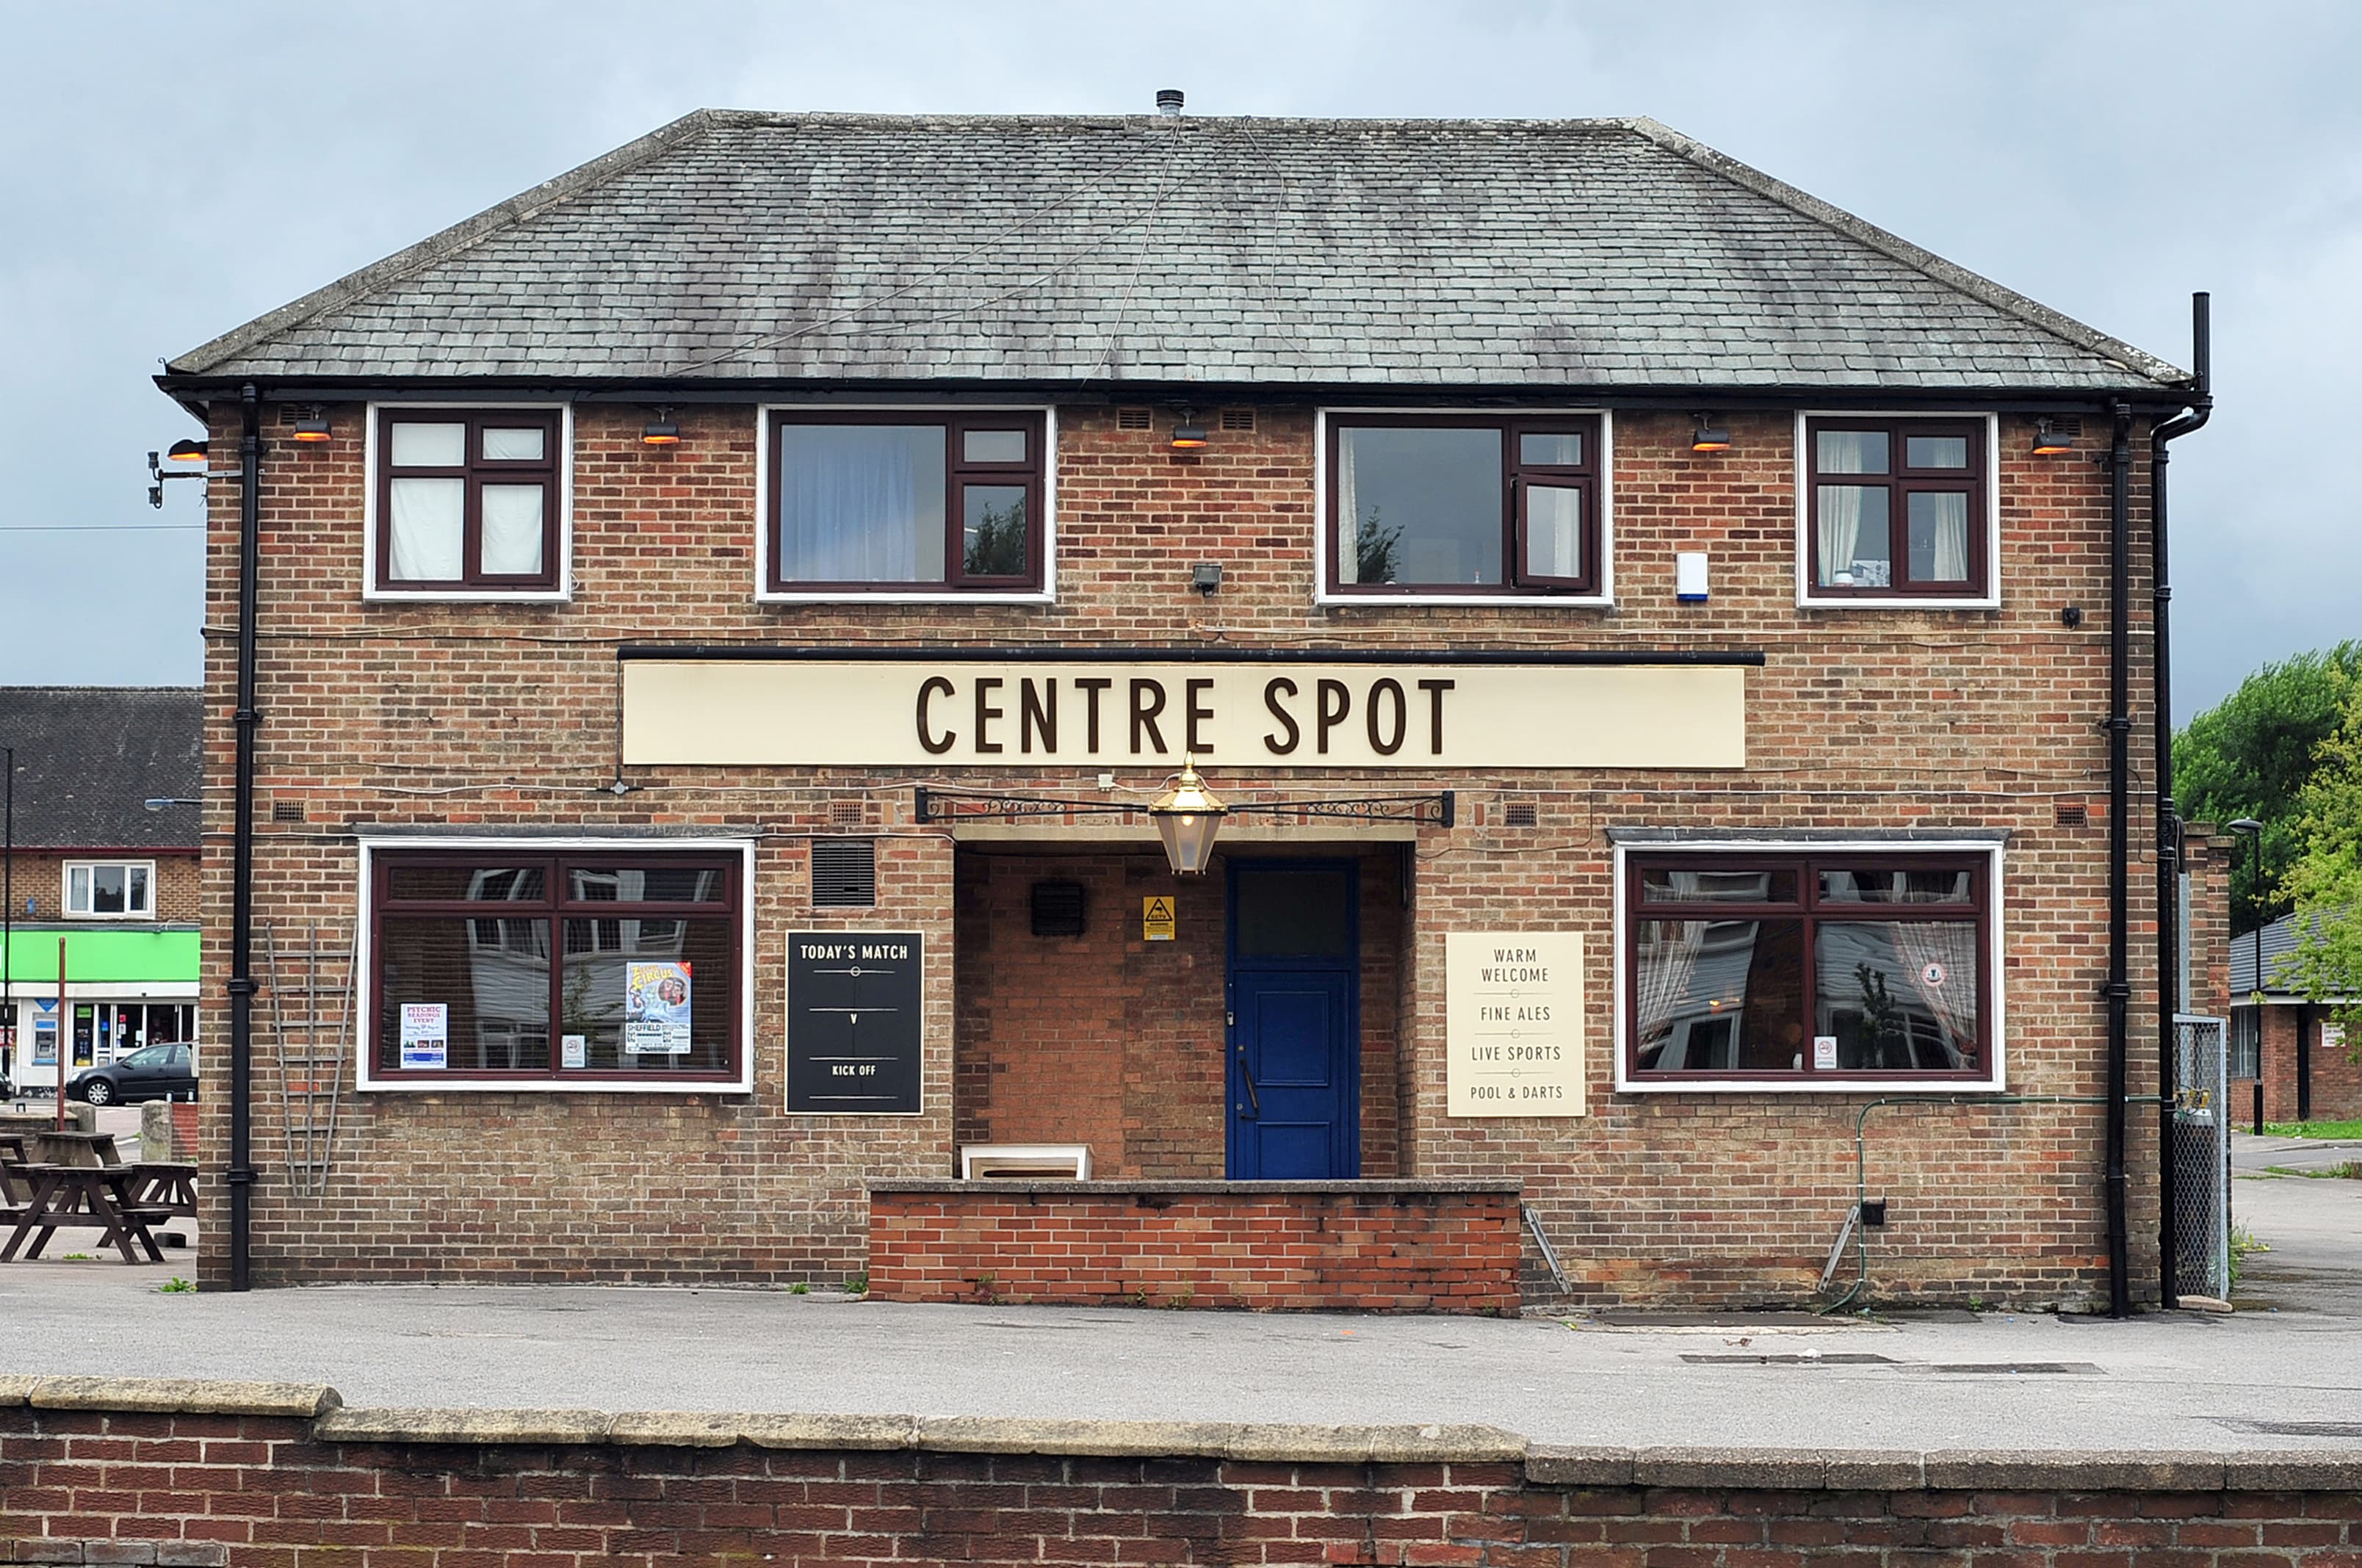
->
[1237,1055,1261,1119]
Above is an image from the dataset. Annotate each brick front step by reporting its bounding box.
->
[866,1178,1524,1313]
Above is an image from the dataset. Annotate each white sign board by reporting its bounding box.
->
[1445,932,1584,1116]
[399,1002,448,1070]
[623,658,1747,771]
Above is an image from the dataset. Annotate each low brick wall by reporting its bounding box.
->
[867,1179,1523,1312]
[3,1379,2360,1566]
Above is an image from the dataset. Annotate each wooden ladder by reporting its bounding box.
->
[264,922,353,1198]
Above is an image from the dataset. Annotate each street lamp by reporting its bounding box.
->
[2230,817,2264,1134]
[1146,757,1227,875]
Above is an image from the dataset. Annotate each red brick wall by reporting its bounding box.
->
[193,400,2173,1306]
[867,1183,1520,1312]
[2254,1005,2362,1124]
[7,1405,2361,1567]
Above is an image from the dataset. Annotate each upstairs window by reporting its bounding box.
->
[65,861,154,920]
[768,411,1047,594]
[1805,418,1987,599]
[375,410,562,592]
[1326,414,1603,596]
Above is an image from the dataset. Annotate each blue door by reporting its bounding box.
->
[1227,862,1359,1180]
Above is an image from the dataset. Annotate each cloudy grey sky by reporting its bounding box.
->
[2,0,2354,723]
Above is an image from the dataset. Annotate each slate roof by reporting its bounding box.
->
[0,689,202,850]
[2231,910,2333,998]
[165,112,2185,394]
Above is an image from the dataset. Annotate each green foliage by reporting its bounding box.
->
[1353,507,1404,584]
[2277,681,2362,1057]
[159,1276,195,1293]
[2174,641,2362,929]
[2264,1118,2362,1139]
[962,498,1027,578]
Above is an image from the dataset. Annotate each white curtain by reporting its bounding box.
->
[1919,492,1969,580]
[777,426,936,582]
[1817,485,1863,587]
[389,477,464,581]
[1527,485,1582,579]
[1893,921,1978,1066]
[1335,430,1363,582]
[1636,920,1707,1047]
[480,483,544,576]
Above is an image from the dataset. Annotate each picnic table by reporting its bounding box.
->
[1,1163,171,1264]
[32,1130,122,1167]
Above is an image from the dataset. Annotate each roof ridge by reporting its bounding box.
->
[166,110,725,377]
[1613,117,2189,389]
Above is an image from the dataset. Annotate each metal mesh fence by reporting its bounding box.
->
[2172,1014,2230,1300]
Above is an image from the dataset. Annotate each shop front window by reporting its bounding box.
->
[369,848,741,1085]
[1628,850,1991,1083]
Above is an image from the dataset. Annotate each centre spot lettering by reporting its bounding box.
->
[909,673,1458,759]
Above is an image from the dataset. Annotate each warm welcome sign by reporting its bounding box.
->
[1445,931,1586,1117]
[621,657,1746,770]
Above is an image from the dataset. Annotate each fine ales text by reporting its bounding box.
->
[914,673,1459,758]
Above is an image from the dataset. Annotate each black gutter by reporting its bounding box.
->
[228,384,262,1291]
[2105,399,2134,1319]
[616,644,1766,667]
[2150,293,2213,1308]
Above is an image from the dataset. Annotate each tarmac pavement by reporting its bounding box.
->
[1,1121,2352,1455]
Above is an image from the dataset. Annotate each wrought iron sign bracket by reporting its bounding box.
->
[914,786,1453,828]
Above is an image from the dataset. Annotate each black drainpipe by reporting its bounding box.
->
[2105,398,2134,1319]
[2150,292,2214,1308]
[228,384,263,1290]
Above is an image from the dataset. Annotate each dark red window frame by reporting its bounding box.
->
[1805,416,1987,598]
[766,409,1047,593]
[369,848,743,1085]
[1324,412,1603,596]
[374,409,562,591]
[1625,849,1992,1084]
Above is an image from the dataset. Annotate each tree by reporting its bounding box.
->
[2173,640,2362,930]
[2277,679,2362,1064]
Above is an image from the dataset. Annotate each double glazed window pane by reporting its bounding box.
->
[776,424,946,582]
[1906,491,1969,582]
[1817,430,1888,474]
[378,915,551,1072]
[1633,918,1805,1072]
[388,478,465,581]
[71,864,146,916]
[1816,485,1890,588]
[1523,485,1583,579]
[1814,921,1978,1071]
[961,485,1029,577]
[557,917,733,1072]
[391,423,466,467]
[1336,426,1503,585]
[480,485,546,575]
[1641,867,1798,905]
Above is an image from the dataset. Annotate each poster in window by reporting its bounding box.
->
[72,1008,94,1068]
[625,961,694,1055]
[399,1002,448,1069]
[786,931,923,1114]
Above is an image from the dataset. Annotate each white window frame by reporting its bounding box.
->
[354,835,757,1094]
[361,401,575,603]
[755,402,1059,604]
[1611,837,2007,1094]
[62,859,157,920]
[1313,407,1616,607]
[1794,410,2001,610]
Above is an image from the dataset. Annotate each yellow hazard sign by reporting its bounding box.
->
[1142,895,1177,942]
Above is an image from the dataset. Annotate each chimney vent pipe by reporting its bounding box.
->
[1155,89,1184,118]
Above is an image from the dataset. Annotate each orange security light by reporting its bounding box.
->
[2031,418,2075,456]
[642,407,682,446]
[1690,416,1731,453]
[290,408,332,442]
[1169,410,1210,451]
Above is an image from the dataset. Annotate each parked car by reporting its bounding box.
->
[67,1043,198,1105]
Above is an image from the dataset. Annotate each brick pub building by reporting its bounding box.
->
[157,106,2217,1310]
